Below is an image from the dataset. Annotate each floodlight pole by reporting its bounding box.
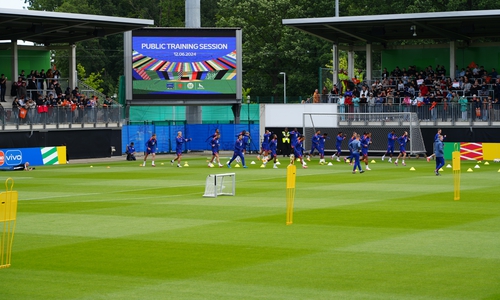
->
[279,72,286,103]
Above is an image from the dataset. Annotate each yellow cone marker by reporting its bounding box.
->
[184,162,189,167]
[467,168,473,172]
[371,160,376,163]
[484,161,490,165]
[410,167,415,171]
[260,164,266,168]
[439,168,444,172]
[235,164,240,168]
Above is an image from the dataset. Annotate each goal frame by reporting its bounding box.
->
[203,173,236,198]
[302,112,426,156]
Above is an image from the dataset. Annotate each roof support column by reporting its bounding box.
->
[69,44,76,89]
[332,43,339,86]
[366,43,372,82]
[10,40,18,83]
[185,0,202,124]
[348,46,354,79]
[449,41,456,79]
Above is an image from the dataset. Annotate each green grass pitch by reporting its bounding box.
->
[1,155,500,299]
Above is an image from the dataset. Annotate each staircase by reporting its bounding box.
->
[77,79,107,100]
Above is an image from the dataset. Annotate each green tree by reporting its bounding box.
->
[217,0,333,100]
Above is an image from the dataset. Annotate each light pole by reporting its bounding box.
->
[279,72,286,103]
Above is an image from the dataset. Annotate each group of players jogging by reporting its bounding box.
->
[139,127,445,175]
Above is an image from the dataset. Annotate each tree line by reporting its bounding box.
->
[25,0,500,98]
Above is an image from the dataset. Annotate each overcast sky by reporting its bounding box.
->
[0,0,27,10]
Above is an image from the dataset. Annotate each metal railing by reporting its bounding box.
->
[0,106,122,129]
[333,102,500,126]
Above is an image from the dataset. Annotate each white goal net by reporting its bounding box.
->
[203,173,236,197]
[302,112,426,156]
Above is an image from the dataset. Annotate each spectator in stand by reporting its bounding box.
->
[103,95,113,122]
[54,81,63,96]
[313,89,320,103]
[27,76,38,100]
[483,95,492,121]
[359,85,369,106]
[322,86,328,103]
[437,65,446,77]
[470,79,481,96]
[489,68,498,79]
[367,92,376,117]
[39,69,47,94]
[419,81,429,96]
[381,67,389,79]
[330,84,340,97]
[459,95,468,121]
[19,70,26,81]
[45,80,54,98]
[338,93,345,121]
[36,94,45,124]
[407,84,415,97]
[344,87,353,115]
[11,97,21,123]
[493,78,500,100]
[0,74,6,102]
[463,77,471,96]
[494,97,500,121]
[471,94,481,121]
[49,94,58,123]
[46,69,54,85]
[391,66,402,78]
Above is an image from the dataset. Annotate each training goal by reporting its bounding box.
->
[302,112,426,156]
[203,173,236,197]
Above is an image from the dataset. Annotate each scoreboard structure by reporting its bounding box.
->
[125,28,242,106]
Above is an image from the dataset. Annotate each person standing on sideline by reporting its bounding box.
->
[227,134,247,168]
[208,133,223,168]
[382,130,398,162]
[171,131,192,167]
[394,131,410,166]
[434,134,445,176]
[332,131,346,162]
[427,128,446,162]
[142,133,157,167]
[263,134,279,168]
[281,128,291,157]
[349,134,364,174]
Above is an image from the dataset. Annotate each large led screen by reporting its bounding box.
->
[130,28,241,103]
